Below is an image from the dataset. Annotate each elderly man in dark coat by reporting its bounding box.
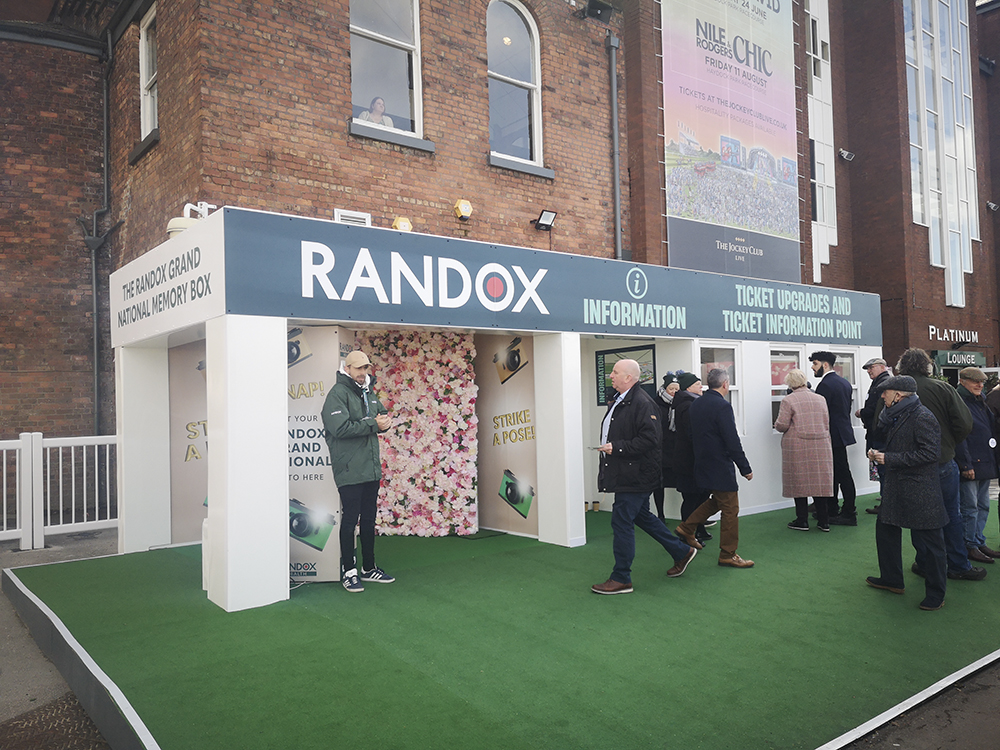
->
[675,368,755,568]
[591,359,697,595]
[866,375,949,611]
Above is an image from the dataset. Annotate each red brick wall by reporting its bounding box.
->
[108,0,629,269]
[979,3,1000,367]
[0,44,106,438]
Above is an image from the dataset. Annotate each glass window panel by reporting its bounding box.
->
[926,111,939,189]
[821,41,829,62]
[488,1,533,83]
[922,0,933,32]
[815,185,825,223]
[826,186,836,226]
[144,21,157,79]
[350,34,415,132]
[810,18,818,55]
[945,156,959,230]
[350,0,413,44]
[907,66,921,144]
[948,232,964,307]
[930,190,943,264]
[960,0,967,23]
[771,351,800,388]
[813,57,821,78]
[833,354,855,385]
[941,79,955,152]
[964,98,975,165]
[960,200,971,272]
[961,32,971,94]
[904,0,916,64]
[951,0,960,50]
[488,78,532,160]
[924,67,936,115]
[816,160,825,184]
[701,348,736,387]
[911,146,925,225]
[938,2,951,76]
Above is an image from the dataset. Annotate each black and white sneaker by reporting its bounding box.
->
[360,566,395,584]
[342,570,364,593]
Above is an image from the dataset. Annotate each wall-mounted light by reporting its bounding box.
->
[838,148,855,162]
[531,210,557,231]
[574,0,615,22]
[392,216,413,231]
[453,199,473,221]
[987,201,1000,213]
[167,200,218,238]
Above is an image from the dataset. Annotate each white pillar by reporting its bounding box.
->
[204,315,289,612]
[533,333,586,547]
[115,345,172,554]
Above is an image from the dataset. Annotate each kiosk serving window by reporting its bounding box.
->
[770,349,801,423]
[701,345,738,416]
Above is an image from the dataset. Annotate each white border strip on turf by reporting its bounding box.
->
[815,646,1000,750]
[5,569,162,750]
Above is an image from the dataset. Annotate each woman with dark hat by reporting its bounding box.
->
[652,372,681,521]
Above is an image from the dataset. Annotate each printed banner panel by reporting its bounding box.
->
[662,0,800,281]
[221,208,881,346]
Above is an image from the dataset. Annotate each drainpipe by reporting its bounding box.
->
[79,30,124,436]
[606,31,623,261]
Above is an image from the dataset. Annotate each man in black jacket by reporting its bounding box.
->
[591,359,697,595]
[857,357,891,514]
[811,351,858,525]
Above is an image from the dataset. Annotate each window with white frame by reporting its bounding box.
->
[139,5,158,138]
[700,345,740,428]
[487,0,542,165]
[349,0,421,135]
[804,0,837,284]
[831,352,859,419]
[904,0,979,307]
[770,349,802,424]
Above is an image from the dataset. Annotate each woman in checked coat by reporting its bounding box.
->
[774,369,834,531]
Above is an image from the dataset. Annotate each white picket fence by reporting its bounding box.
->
[0,433,118,550]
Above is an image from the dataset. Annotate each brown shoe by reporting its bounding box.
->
[980,545,1000,559]
[666,547,698,578]
[718,554,754,568]
[968,547,994,564]
[674,525,704,550]
[591,578,633,595]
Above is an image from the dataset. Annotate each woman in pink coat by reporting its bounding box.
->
[774,369,835,532]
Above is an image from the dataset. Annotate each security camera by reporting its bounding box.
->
[987,201,1000,212]
[838,148,855,162]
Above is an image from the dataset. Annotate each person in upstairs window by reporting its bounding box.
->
[358,96,394,128]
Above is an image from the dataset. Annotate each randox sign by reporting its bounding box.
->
[110,207,882,348]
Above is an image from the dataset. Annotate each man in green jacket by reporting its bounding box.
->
[322,350,393,592]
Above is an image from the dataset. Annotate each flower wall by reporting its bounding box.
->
[355,330,479,536]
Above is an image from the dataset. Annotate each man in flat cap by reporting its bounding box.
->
[867,375,948,611]
[954,367,1000,565]
[322,350,394,593]
[810,351,858,525]
[857,357,891,514]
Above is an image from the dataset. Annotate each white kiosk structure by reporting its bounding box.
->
[111,207,883,612]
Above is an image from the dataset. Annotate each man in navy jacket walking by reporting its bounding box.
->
[675,368,755,568]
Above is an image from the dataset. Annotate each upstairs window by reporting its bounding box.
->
[139,5,158,138]
[487,0,542,165]
[349,0,421,136]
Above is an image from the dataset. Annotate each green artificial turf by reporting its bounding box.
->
[14,500,1000,750]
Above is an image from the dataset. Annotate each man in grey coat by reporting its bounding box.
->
[866,376,948,610]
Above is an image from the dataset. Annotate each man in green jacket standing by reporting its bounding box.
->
[322,350,394,592]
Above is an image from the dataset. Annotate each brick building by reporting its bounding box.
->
[1,0,998,433]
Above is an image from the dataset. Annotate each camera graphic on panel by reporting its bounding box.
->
[498,469,534,519]
[287,327,314,368]
[493,336,528,384]
[289,498,337,551]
